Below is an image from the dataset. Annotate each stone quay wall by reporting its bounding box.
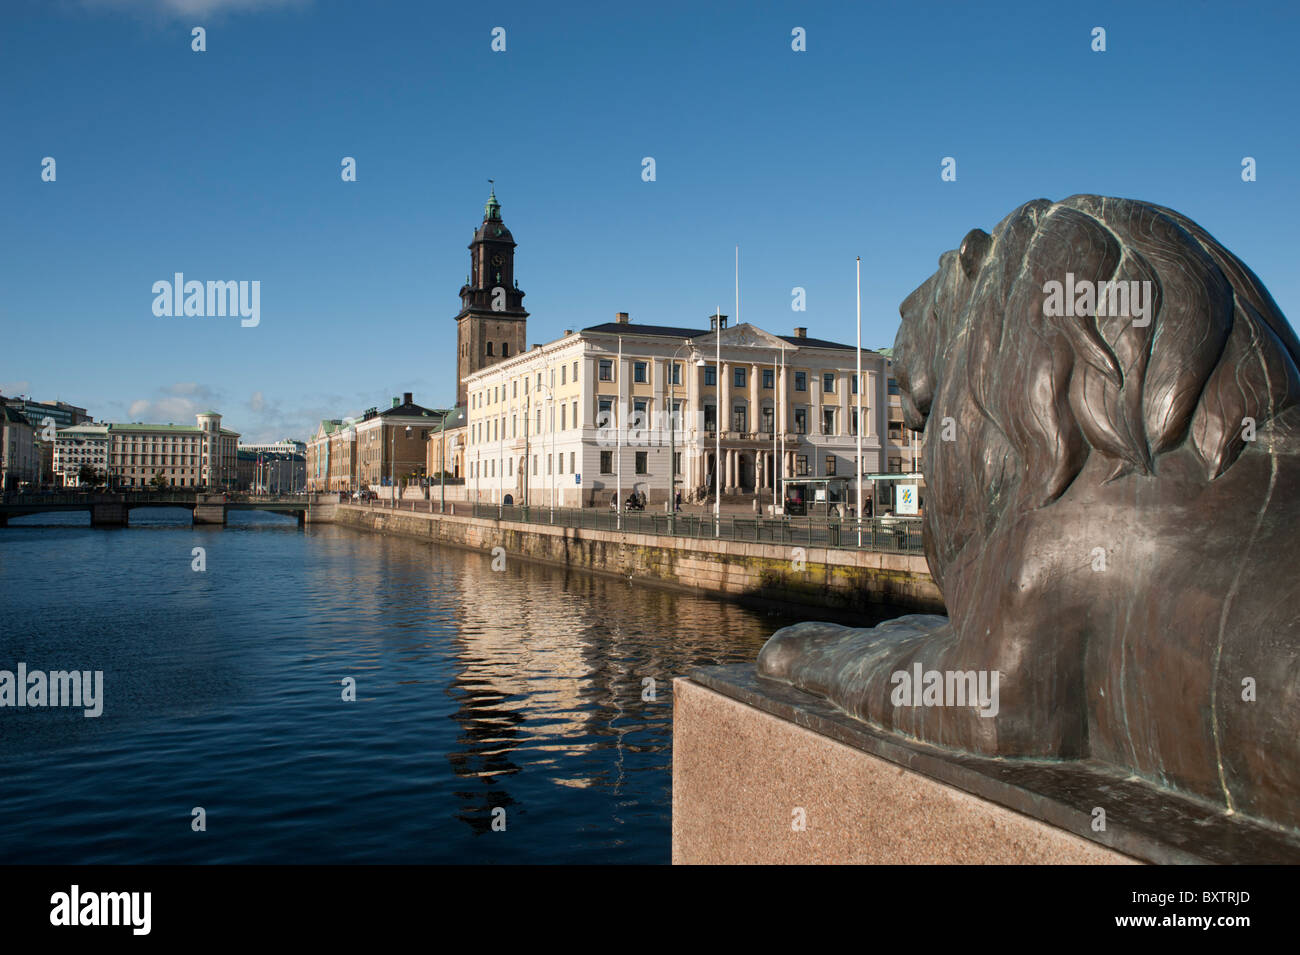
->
[324,503,943,614]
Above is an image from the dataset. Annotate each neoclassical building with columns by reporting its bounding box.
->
[462,311,897,508]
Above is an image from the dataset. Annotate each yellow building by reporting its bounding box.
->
[463,312,899,508]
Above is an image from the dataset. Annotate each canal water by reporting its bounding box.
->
[0,509,872,863]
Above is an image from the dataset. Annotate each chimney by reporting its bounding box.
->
[403,392,412,405]
[794,326,807,338]
[710,313,728,331]
[391,397,400,408]
[615,311,629,324]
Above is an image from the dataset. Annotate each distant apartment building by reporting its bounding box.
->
[106,411,239,488]
[1,405,39,492]
[3,397,91,431]
[53,423,110,486]
[306,416,360,492]
[462,312,897,508]
[2,398,91,485]
[306,394,449,492]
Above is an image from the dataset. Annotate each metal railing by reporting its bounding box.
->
[454,502,923,554]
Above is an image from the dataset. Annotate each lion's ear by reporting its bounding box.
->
[959,229,992,280]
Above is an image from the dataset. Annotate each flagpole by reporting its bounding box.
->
[715,305,721,537]
[856,255,863,548]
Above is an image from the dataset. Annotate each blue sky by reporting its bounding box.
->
[3,0,1297,442]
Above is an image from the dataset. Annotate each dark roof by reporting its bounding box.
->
[379,400,441,418]
[1,406,32,426]
[582,322,863,351]
[777,335,856,351]
[582,322,708,338]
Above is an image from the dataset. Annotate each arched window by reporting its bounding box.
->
[486,342,494,356]
[502,342,510,357]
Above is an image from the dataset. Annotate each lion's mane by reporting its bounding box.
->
[896,195,1300,581]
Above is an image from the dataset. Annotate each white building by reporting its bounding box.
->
[54,423,110,486]
[462,312,897,508]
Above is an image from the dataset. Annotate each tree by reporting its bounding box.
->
[77,464,99,486]
[150,473,168,489]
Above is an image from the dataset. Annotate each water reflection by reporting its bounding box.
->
[0,511,894,862]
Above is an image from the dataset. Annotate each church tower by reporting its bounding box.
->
[454,185,528,408]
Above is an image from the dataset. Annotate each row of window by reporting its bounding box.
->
[468,450,858,480]
[473,362,892,413]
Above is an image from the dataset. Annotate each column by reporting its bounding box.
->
[749,362,760,438]
[719,359,731,438]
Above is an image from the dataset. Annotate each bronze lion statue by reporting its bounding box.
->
[759,195,1300,831]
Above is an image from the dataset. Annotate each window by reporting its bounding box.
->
[703,404,717,432]
[634,361,648,383]
[825,455,837,476]
[888,456,903,473]
[537,409,542,433]
[704,366,717,387]
[888,379,900,395]
[762,407,775,434]
[599,359,613,381]
[668,398,683,430]
[512,381,517,398]
[561,406,566,430]
[673,452,682,475]
[511,415,516,438]
[734,367,746,388]
[548,454,553,475]
[533,455,538,475]
[635,451,648,474]
[669,362,682,386]
[763,369,774,389]
[598,397,613,429]
[794,408,807,434]
[600,450,613,473]
[486,342,494,356]
[573,360,578,381]
[851,374,859,395]
[795,371,807,391]
[502,342,510,357]
[732,405,747,433]
[558,453,564,474]
[561,365,566,385]
[795,455,809,476]
[823,373,835,393]
[822,408,836,435]
[572,401,578,429]
[570,452,575,473]
[849,409,859,436]
[537,372,543,389]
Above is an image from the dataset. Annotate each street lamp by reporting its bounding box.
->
[390,423,411,508]
[668,340,705,522]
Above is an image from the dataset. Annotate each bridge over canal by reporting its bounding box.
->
[0,491,330,527]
